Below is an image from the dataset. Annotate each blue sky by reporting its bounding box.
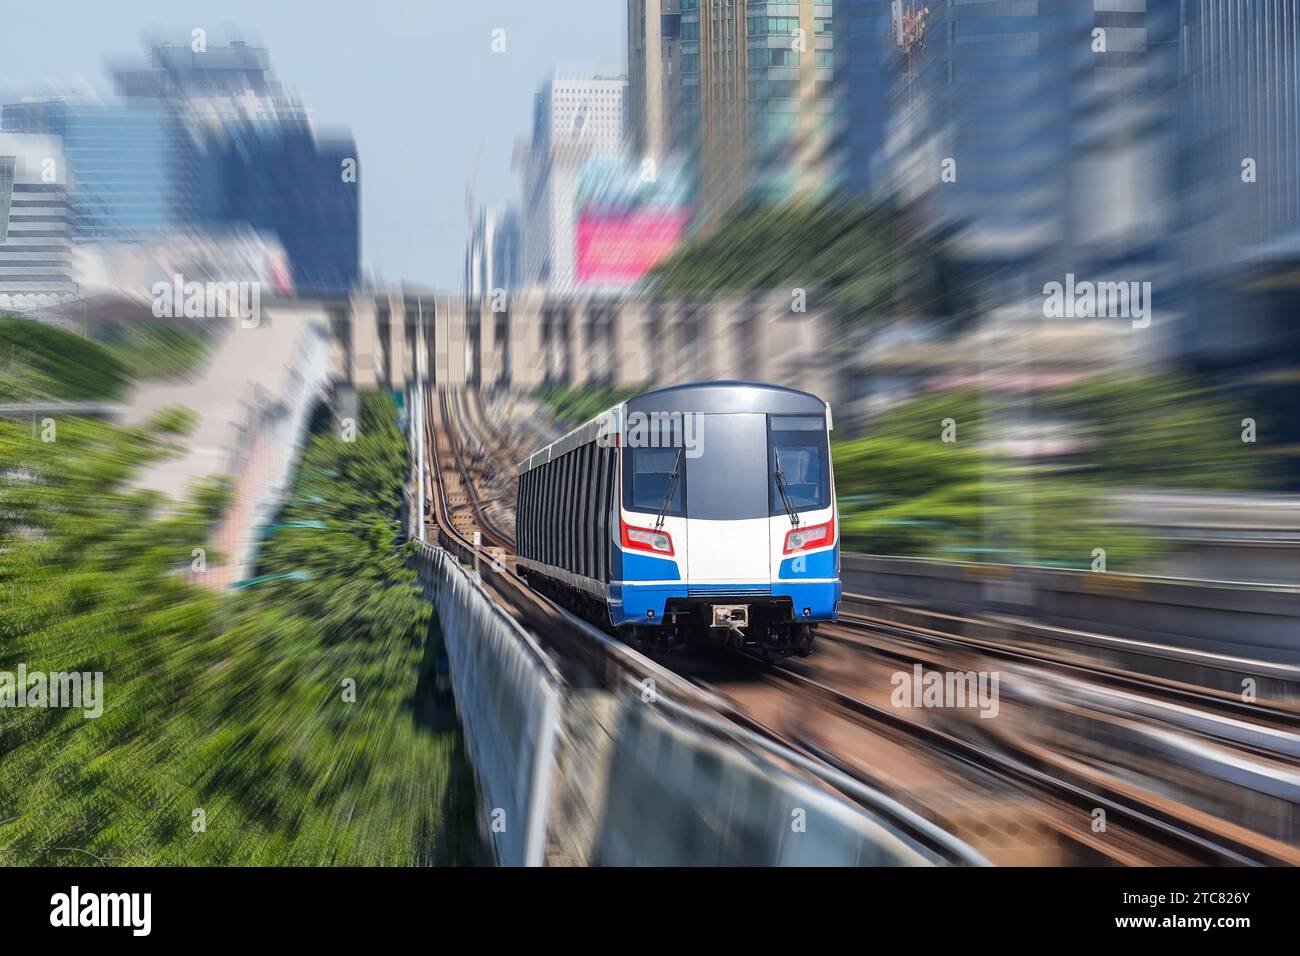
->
[0,0,626,288]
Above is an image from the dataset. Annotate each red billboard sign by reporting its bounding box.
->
[576,210,690,287]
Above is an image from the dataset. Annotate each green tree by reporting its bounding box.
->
[0,393,477,866]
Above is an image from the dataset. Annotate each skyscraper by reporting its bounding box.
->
[1164,0,1300,481]
[466,204,521,305]
[679,0,836,222]
[112,40,360,295]
[628,1,684,162]
[517,75,628,294]
[875,1,1172,294]
[833,0,895,197]
[2,98,196,243]
[0,131,75,308]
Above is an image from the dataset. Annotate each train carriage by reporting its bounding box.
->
[515,381,840,658]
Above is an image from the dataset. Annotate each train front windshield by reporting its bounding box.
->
[768,415,831,515]
[621,412,830,521]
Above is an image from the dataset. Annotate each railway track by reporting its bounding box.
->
[762,658,1297,866]
[826,612,1300,760]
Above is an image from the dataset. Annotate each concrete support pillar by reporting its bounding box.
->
[349,291,380,390]
[433,295,468,387]
[386,292,408,387]
[547,308,564,384]
[510,289,546,390]
[327,305,349,382]
[699,300,729,381]
[613,299,650,387]
[658,302,684,386]
[412,295,431,383]
[588,304,612,385]
[478,301,500,388]
[568,298,590,387]
[753,290,827,391]
[441,296,467,386]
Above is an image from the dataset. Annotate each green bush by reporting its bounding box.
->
[534,384,639,427]
[0,317,130,400]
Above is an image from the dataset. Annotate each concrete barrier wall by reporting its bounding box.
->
[843,553,1300,664]
[413,545,949,866]
[416,546,562,866]
[595,695,935,866]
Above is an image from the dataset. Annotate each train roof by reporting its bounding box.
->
[518,381,830,475]
[625,380,828,416]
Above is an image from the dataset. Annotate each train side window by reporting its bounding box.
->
[574,446,586,578]
[586,443,598,582]
[578,444,590,579]
[534,466,542,564]
[544,461,555,567]
[564,451,576,572]
[576,448,587,576]
[522,468,533,561]
[586,442,598,581]
[550,458,559,568]
[554,456,564,570]
[527,469,536,560]
[528,469,536,560]
[594,446,608,583]
[582,443,594,580]
[520,471,527,559]
[576,448,585,576]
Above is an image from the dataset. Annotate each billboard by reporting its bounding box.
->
[576,209,691,286]
[574,158,692,290]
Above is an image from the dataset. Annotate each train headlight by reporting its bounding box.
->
[622,521,675,555]
[783,519,834,555]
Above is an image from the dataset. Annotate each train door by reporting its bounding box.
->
[683,413,771,587]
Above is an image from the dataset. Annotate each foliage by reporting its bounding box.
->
[834,432,1157,569]
[534,384,639,428]
[1048,373,1271,490]
[0,317,130,401]
[0,392,477,865]
[646,199,966,325]
[101,321,211,382]
[0,317,210,403]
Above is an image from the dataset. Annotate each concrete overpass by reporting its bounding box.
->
[286,287,834,399]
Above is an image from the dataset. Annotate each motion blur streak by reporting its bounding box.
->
[1,2,1298,868]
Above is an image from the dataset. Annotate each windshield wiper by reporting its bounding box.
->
[653,447,684,531]
[773,449,801,527]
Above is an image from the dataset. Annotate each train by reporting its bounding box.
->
[515,381,840,658]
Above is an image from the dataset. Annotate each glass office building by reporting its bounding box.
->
[0,131,76,306]
[833,0,894,196]
[205,124,360,296]
[867,0,1174,298]
[112,41,360,295]
[1,99,195,242]
[680,0,837,222]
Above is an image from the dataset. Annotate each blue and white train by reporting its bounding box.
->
[515,381,840,658]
